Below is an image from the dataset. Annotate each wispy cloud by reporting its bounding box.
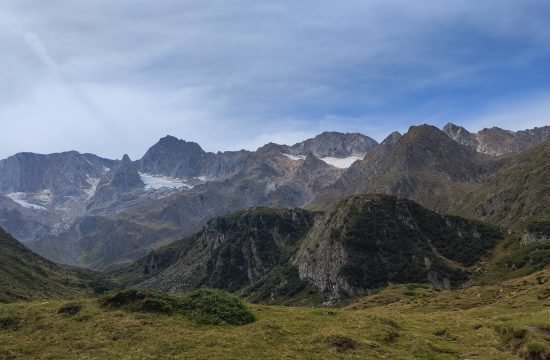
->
[0,0,549,159]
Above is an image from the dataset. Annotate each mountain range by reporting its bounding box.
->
[0,123,547,277]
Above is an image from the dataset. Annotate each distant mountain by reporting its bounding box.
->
[1,132,365,269]
[456,140,550,233]
[0,125,546,271]
[0,151,114,197]
[285,131,378,158]
[443,123,549,156]
[119,195,501,301]
[310,124,507,212]
[0,226,107,302]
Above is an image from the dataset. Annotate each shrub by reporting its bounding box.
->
[180,289,256,325]
[324,335,358,352]
[100,288,255,326]
[99,289,179,314]
[57,302,83,316]
[0,316,20,331]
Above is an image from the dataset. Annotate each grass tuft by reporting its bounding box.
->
[323,335,358,352]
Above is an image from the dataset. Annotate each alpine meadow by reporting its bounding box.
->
[0,1,549,359]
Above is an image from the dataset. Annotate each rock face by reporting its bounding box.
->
[135,207,315,292]
[136,135,253,180]
[86,154,144,214]
[443,123,550,156]
[136,136,207,178]
[294,195,500,296]
[0,151,114,197]
[122,195,501,301]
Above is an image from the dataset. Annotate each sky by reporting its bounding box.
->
[1,0,549,160]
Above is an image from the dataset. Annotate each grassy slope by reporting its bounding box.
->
[1,269,548,359]
[0,228,108,303]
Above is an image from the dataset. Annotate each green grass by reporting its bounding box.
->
[1,269,548,359]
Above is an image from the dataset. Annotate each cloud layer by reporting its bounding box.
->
[1,0,549,159]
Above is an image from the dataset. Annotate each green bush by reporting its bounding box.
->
[0,315,20,331]
[100,288,255,326]
[57,302,83,316]
[180,289,256,325]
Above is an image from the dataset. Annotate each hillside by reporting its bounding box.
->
[309,124,507,213]
[456,140,550,232]
[0,227,108,303]
[116,194,503,303]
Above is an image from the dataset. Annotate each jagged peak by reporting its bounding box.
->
[443,122,471,134]
[152,135,204,152]
[380,131,402,146]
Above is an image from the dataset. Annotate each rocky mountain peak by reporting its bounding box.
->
[288,131,378,158]
[109,154,143,192]
[442,123,550,156]
[380,131,402,147]
[136,135,206,177]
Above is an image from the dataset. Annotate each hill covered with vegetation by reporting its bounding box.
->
[0,227,109,303]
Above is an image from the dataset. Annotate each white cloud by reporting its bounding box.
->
[0,1,548,159]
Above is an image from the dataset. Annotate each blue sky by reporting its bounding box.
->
[0,0,549,160]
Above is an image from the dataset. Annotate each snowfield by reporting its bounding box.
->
[282,154,306,161]
[139,173,193,190]
[6,193,47,210]
[283,153,363,169]
[84,176,101,199]
[320,156,364,169]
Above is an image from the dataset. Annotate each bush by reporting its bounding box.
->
[57,302,83,316]
[0,316,20,331]
[100,289,179,314]
[323,335,358,352]
[100,288,255,326]
[180,289,256,325]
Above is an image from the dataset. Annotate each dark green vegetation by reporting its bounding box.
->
[0,227,110,303]
[335,196,500,287]
[116,207,318,300]
[294,194,503,295]
[100,289,255,325]
[112,194,506,302]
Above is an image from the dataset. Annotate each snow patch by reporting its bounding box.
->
[139,173,193,190]
[320,156,364,169]
[283,154,306,161]
[35,189,53,204]
[6,193,47,210]
[84,175,101,198]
